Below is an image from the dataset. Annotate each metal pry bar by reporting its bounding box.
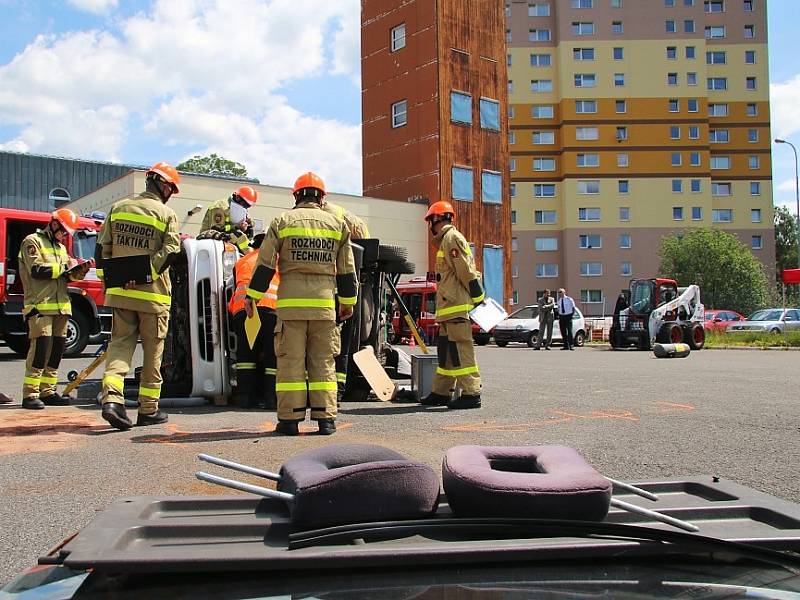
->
[607,477,659,501]
[198,453,281,481]
[610,498,700,533]
[195,471,295,502]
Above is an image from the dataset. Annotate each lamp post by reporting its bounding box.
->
[775,138,800,268]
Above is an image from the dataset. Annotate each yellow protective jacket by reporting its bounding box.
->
[97,191,181,315]
[432,224,484,322]
[323,201,370,239]
[200,198,251,253]
[246,200,358,321]
[18,230,84,316]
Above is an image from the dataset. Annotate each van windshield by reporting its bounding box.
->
[72,230,97,260]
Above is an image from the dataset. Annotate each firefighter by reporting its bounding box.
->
[228,233,280,409]
[199,185,258,253]
[245,172,357,436]
[18,208,91,409]
[420,200,484,409]
[321,199,369,401]
[95,162,182,430]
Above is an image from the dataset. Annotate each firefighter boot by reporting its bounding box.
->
[136,410,169,427]
[317,419,336,435]
[275,420,299,436]
[102,402,133,430]
[262,374,277,410]
[22,396,45,410]
[40,393,70,406]
[420,392,451,406]
[448,394,482,410]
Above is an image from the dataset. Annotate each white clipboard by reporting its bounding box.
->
[469,297,508,332]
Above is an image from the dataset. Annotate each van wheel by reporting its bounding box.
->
[495,341,508,347]
[573,330,586,347]
[64,312,90,357]
[526,331,538,347]
[4,334,29,357]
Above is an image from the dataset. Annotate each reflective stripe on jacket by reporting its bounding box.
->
[228,251,279,315]
[432,224,484,322]
[18,230,76,316]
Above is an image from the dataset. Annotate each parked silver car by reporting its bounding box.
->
[726,308,800,334]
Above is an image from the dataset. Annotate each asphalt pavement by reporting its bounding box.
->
[0,341,798,583]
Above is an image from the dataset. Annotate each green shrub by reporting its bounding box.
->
[705,330,800,348]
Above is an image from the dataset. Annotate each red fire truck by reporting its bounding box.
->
[0,208,111,357]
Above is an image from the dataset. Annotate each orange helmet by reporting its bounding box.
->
[424,200,455,222]
[234,185,257,207]
[292,172,326,197]
[146,161,181,193]
[52,208,80,235]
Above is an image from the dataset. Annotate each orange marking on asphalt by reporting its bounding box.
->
[654,401,695,412]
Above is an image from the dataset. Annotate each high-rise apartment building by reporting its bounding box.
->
[507,0,773,314]
[362,0,512,306]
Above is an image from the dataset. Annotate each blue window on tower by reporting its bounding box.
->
[452,166,474,201]
[479,98,500,131]
[451,91,472,125]
[481,171,502,204]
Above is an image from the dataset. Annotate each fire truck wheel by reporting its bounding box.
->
[64,312,90,357]
[687,323,705,350]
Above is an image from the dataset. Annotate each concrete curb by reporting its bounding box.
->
[703,346,800,351]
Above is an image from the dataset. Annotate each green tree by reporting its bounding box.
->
[176,153,249,178]
[774,205,798,272]
[658,228,769,315]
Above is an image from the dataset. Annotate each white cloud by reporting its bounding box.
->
[0,0,363,191]
[68,0,119,14]
[770,74,800,140]
[777,179,798,194]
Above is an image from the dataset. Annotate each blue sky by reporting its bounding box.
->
[0,0,797,206]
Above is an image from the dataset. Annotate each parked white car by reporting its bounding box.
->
[492,305,587,347]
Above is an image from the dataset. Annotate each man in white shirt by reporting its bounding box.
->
[557,288,576,351]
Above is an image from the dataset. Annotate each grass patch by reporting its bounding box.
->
[705,330,800,348]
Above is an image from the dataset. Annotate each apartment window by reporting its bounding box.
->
[581,290,603,303]
[580,262,603,276]
[574,73,597,87]
[684,19,696,33]
[509,131,516,145]
[686,46,696,59]
[666,0,675,5]
[709,103,728,116]
[667,46,677,59]
[532,79,553,92]
[705,26,726,38]
[511,237,518,252]
[537,264,559,278]
[531,53,552,66]
[508,105,515,119]
[673,206,684,220]
[512,263,518,278]
[481,171,502,204]
[620,261,632,276]
[506,29,512,43]
[577,153,600,167]
[614,73,625,86]
[510,210,517,225]
[611,0,622,6]
[619,234,631,248]
[576,126,599,140]
[616,126,628,141]
[390,23,406,52]
[671,153,682,167]
[507,54,512,67]
[510,183,517,197]
[578,207,601,220]
[744,25,755,38]
[691,179,701,193]
[705,0,724,11]
[748,128,759,142]
[692,206,703,220]
[672,179,683,193]
[750,181,761,195]
[533,105,554,118]
[618,179,629,194]
[687,98,699,112]
[612,21,623,34]
[666,20,676,33]
[687,72,697,86]
[579,234,602,249]
[746,77,757,90]
[707,77,727,90]
[571,0,593,7]
[711,156,730,169]
[391,100,407,127]
[572,22,595,36]
[479,98,500,131]
[744,0,754,11]
[536,237,558,251]
[533,131,555,144]
[575,99,598,113]
[667,72,678,86]
[534,184,556,197]
[712,208,733,222]
[617,153,629,167]
[670,126,681,140]
[746,103,757,116]
[751,208,762,223]
[710,129,729,143]
[748,155,760,169]
[573,47,595,60]
[619,207,630,221]
[529,2,551,16]
[577,181,600,195]
[690,152,701,167]
[509,158,516,172]
[685,0,695,5]
[669,99,680,112]
[533,158,556,171]
[535,210,557,223]
[706,51,726,64]
[451,92,472,125]
[451,166,473,200]
[613,47,624,60]
[752,235,762,250]
[529,29,552,41]
[616,99,627,113]
[745,50,756,64]
[689,125,699,139]
[712,182,732,196]
[508,80,513,93]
